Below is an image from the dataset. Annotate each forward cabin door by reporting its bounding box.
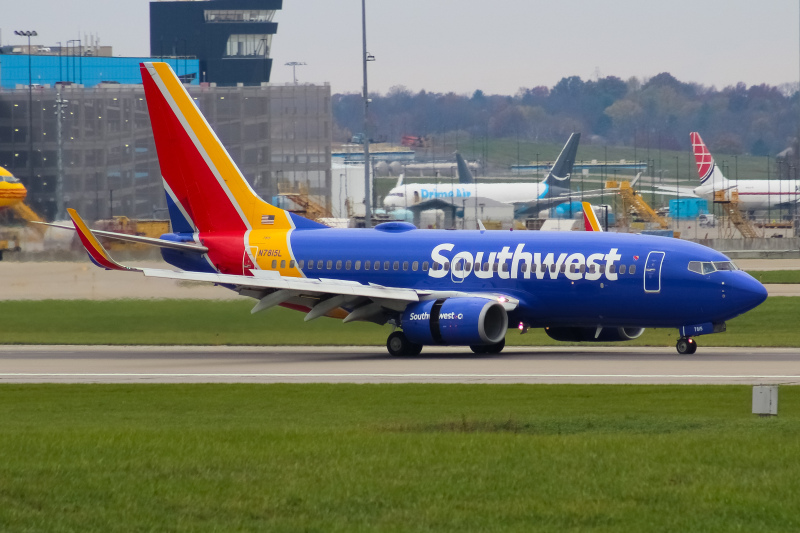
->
[644,251,665,293]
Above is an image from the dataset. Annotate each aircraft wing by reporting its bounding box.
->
[67,208,518,324]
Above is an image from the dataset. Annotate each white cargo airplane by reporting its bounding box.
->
[690,132,800,212]
[383,133,586,214]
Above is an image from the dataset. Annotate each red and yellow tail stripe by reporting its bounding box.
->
[582,202,603,232]
[141,62,293,233]
[68,208,138,271]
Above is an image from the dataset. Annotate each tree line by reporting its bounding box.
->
[333,72,800,165]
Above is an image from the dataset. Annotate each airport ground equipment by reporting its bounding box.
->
[713,190,759,239]
[606,180,669,229]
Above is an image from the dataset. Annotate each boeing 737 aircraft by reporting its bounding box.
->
[56,63,767,356]
[383,134,582,215]
[690,132,800,211]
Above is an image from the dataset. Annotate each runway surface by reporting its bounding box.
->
[1,345,798,385]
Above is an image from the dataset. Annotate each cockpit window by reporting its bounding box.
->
[713,261,737,271]
[688,260,738,275]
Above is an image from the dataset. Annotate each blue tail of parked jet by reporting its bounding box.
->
[542,132,580,189]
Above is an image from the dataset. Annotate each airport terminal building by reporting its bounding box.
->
[0,0,333,221]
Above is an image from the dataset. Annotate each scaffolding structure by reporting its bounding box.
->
[713,189,759,238]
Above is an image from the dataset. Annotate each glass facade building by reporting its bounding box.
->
[0,81,332,221]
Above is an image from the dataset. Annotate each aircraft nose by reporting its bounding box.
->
[726,273,768,314]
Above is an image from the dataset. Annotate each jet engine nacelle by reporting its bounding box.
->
[545,326,645,342]
[402,298,508,346]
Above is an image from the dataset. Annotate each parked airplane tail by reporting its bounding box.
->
[690,132,728,188]
[582,202,603,232]
[455,153,475,184]
[542,132,580,189]
[140,62,323,234]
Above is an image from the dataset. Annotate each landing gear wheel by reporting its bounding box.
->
[386,331,422,357]
[470,338,505,355]
[676,337,697,355]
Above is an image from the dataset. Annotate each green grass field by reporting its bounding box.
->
[0,296,796,347]
[0,384,797,532]
[746,270,800,284]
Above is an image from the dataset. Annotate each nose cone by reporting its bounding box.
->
[726,273,768,317]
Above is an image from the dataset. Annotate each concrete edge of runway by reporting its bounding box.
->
[2,344,799,354]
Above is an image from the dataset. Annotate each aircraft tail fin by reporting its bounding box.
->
[582,202,603,232]
[542,132,580,189]
[140,62,325,234]
[690,132,728,188]
[455,153,475,184]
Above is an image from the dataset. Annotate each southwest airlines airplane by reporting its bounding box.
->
[690,132,800,211]
[383,133,582,214]
[58,63,767,356]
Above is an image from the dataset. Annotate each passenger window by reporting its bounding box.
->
[569,264,576,273]
[423,261,429,271]
[375,262,381,271]
[521,264,528,273]
[384,261,390,270]
[620,264,626,275]
[280,260,286,269]
[317,260,323,269]
[393,261,399,271]
[271,260,277,269]
[432,263,439,271]
[502,263,509,272]
[403,261,409,271]
[355,261,361,270]
[550,264,556,273]
[444,262,450,271]
[493,263,499,272]
[327,260,333,269]
[608,265,616,274]
[346,260,352,270]
[560,264,566,273]
[412,261,418,271]
[365,260,371,270]
[629,265,636,275]
[298,260,304,269]
[589,265,596,274]
[336,260,342,270]
[289,260,295,268]
[599,265,605,274]
[580,264,586,274]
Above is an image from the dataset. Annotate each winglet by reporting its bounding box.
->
[68,208,139,271]
[582,202,603,232]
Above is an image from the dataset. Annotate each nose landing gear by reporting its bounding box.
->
[676,337,697,354]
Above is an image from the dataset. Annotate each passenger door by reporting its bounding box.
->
[644,251,665,293]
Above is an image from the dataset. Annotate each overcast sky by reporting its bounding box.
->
[3,0,799,95]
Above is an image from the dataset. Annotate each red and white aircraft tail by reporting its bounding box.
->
[690,132,730,190]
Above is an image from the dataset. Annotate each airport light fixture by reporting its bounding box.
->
[15,30,38,184]
[284,61,306,84]
[361,0,374,227]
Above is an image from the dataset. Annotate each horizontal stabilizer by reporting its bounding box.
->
[33,221,208,253]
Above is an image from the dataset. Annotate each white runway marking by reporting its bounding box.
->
[1,373,798,379]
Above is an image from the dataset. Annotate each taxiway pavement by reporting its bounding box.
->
[0,345,797,385]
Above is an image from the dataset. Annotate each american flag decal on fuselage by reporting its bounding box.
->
[262,215,275,225]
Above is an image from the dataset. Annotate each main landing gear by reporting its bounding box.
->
[676,337,697,355]
[387,331,423,357]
